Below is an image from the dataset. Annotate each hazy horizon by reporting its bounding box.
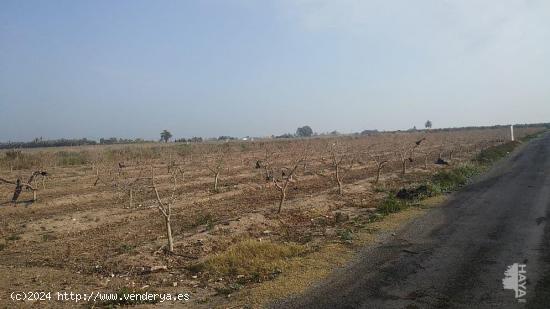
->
[0,122,543,143]
[1,0,549,142]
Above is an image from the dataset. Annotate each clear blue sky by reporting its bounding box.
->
[1,0,549,141]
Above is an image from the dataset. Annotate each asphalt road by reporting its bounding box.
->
[273,132,550,309]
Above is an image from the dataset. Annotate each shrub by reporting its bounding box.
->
[396,184,435,201]
[430,163,483,193]
[378,195,409,215]
[337,228,354,242]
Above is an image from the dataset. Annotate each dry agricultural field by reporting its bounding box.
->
[0,126,544,308]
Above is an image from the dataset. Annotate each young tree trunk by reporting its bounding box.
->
[165,215,174,252]
[277,189,286,214]
[151,166,177,254]
[401,159,407,175]
[335,165,343,195]
[213,172,219,191]
[372,160,387,184]
[12,179,22,204]
[129,188,133,208]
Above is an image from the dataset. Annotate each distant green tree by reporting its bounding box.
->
[425,120,433,129]
[160,130,173,143]
[189,137,203,143]
[296,125,313,137]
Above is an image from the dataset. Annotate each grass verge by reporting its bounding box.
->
[391,138,534,208]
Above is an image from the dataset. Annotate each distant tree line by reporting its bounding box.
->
[274,125,315,139]
[0,137,153,149]
[3,122,547,150]
[360,129,379,135]
[99,137,148,145]
[174,137,204,143]
[0,138,97,149]
[217,136,238,141]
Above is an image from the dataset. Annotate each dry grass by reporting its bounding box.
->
[192,239,305,279]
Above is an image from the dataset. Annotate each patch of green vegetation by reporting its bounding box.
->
[384,139,528,218]
[430,163,484,193]
[475,141,520,165]
[41,234,57,241]
[378,195,409,215]
[520,130,548,142]
[56,151,90,166]
[395,163,485,204]
[395,184,437,201]
[193,212,215,229]
[337,228,354,243]
[215,283,244,295]
[116,244,135,254]
[6,234,21,241]
[189,239,304,280]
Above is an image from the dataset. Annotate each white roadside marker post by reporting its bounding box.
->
[511,125,515,141]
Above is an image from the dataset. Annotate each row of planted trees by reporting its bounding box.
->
[86,131,511,253]
[3,127,537,253]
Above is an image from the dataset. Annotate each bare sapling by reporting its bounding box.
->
[370,153,389,184]
[205,146,229,192]
[272,156,307,214]
[207,158,223,192]
[421,150,434,169]
[396,142,412,176]
[118,166,152,208]
[397,137,426,175]
[325,142,354,195]
[150,165,181,253]
[255,147,277,182]
[448,146,456,161]
[92,162,119,187]
[0,171,48,205]
[166,151,180,173]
